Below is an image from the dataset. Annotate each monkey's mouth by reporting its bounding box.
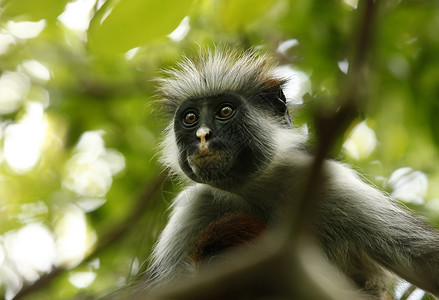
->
[187,149,232,182]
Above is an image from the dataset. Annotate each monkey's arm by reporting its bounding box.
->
[147,184,251,288]
[319,161,439,297]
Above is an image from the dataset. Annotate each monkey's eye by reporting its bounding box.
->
[183,111,198,126]
[217,105,234,119]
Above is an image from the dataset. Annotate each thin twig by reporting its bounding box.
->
[293,0,377,237]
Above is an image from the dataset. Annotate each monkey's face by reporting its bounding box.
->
[173,93,271,188]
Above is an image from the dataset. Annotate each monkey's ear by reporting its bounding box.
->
[259,85,292,127]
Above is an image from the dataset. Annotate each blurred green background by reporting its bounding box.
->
[0,0,438,299]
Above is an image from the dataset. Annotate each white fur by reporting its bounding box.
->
[159,123,184,178]
[156,48,284,109]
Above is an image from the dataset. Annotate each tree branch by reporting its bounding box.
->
[293,0,377,237]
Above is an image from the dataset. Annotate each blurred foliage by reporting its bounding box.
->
[0,0,438,299]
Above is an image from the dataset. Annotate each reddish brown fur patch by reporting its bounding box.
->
[263,77,284,88]
[192,213,267,263]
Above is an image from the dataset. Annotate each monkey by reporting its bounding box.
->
[145,48,439,299]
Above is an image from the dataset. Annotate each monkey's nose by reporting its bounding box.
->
[196,127,211,146]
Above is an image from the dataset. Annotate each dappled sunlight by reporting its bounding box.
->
[277,39,299,56]
[0,124,123,296]
[58,0,97,33]
[343,121,377,160]
[0,71,31,115]
[19,60,51,83]
[274,64,311,105]
[63,131,125,198]
[7,20,46,40]
[75,198,107,213]
[337,58,349,75]
[4,102,47,173]
[387,167,428,205]
[0,249,23,300]
[0,53,125,293]
[3,223,56,282]
[125,47,140,61]
[167,16,190,42]
[0,45,124,295]
[68,271,97,289]
[0,223,56,299]
[0,30,16,55]
[64,155,113,198]
[55,204,96,268]
[0,209,97,298]
[342,0,358,10]
[16,201,49,224]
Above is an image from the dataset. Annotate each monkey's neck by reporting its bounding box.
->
[233,150,313,222]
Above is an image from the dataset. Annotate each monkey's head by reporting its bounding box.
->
[158,49,292,189]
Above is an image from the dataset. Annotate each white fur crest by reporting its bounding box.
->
[156,48,285,109]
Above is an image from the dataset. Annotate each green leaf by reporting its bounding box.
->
[88,0,194,57]
[215,0,278,31]
[1,0,69,21]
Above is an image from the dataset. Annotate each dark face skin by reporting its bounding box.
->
[174,93,269,188]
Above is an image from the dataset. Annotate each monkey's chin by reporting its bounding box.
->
[187,150,233,184]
